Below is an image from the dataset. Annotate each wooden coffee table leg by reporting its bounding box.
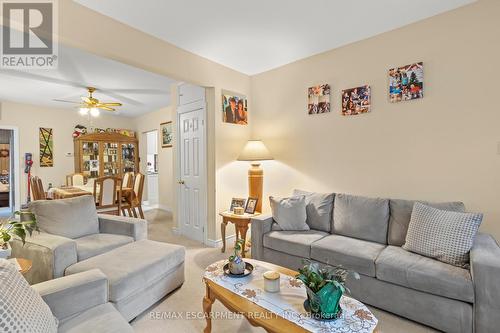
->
[221,218,228,253]
[202,284,215,333]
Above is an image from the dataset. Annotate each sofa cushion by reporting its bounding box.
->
[310,235,386,277]
[58,303,133,333]
[270,195,309,231]
[29,195,99,239]
[0,259,58,333]
[376,246,474,303]
[293,189,334,232]
[403,203,482,267]
[74,234,134,261]
[333,194,389,244]
[388,199,465,246]
[65,240,185,303]
[263,230,328,258]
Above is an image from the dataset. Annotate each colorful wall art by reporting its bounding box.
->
[308,84,331,114]
[39,127,54,167]
[389,62,424,103]
[341,85,371,116]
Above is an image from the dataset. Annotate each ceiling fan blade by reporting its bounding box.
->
[52,99,80,104]
[97,102,122,106]
[98,106,116,111]
[82,97,93,104]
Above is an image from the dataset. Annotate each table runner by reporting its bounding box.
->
[204,260,377,333]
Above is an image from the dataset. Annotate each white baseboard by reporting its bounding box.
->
[141,202,171,213]
[172,227,181,235]
[205,234,236,248]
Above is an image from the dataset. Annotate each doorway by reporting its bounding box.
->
[145,130,159,207]
[177,83,207,243]
[0,127,19,217]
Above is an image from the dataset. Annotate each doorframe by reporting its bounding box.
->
[141,129,159,207]
[0,125,20,213]
[176,95,208,245]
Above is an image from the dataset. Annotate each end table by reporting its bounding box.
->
[8,258,32,275]
[219,211,260,258]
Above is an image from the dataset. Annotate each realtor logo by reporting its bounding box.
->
[1,0,58,68]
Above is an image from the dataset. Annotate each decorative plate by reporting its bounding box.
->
[223,262,254,278]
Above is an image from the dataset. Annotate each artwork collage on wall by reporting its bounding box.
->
[307,62,423,117]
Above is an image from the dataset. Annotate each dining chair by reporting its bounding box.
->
[122,172,134,188]
[66,173,85,186]
[30,176,41,201]
[122,173,145,219]
[93,176,122,215]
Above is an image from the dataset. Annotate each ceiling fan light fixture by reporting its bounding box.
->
[79,107,89,115]
[90,108,100,117]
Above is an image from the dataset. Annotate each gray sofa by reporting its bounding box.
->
[251,192,500,333]
[11,195,147,284]
[34,269,133,332]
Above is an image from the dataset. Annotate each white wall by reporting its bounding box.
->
[251,0,500,240]
[134,106,174,211]
[0,100,135,204]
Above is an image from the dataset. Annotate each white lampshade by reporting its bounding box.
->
[237,140,273,161]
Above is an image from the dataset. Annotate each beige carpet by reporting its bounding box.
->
[131,209,437,333]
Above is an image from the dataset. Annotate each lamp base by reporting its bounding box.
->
[248,163,263,213]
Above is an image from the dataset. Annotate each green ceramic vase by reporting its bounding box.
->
[305,282,343,320]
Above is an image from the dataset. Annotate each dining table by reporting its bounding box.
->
[47,185,133,200]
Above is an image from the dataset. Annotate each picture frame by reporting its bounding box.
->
[307,84,331,114]
[160,121,173,148]
[222,90,248,125]
[230,198,246,212]
[244,197,258,214]
[389,62,424,103]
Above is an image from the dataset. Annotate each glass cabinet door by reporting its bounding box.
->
[121,143,136,174]
[103,142,120,176]
[82,142,100,179]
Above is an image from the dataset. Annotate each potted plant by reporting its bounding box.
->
[296,260,359,320]
[228,239,245,275]
[0,211,38,259]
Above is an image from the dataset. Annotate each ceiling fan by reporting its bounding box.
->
[54,87,122,117]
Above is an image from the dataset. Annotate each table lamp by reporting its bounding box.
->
[237,140,274,213]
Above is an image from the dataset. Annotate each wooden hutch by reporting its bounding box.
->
[74,132,139,180]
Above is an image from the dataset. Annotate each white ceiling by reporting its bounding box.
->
[0,45,176,117]
[75,0,475,75]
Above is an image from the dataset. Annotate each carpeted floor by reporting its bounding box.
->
[131,209,437,333]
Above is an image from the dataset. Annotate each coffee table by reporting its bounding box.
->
[203,259,378,333]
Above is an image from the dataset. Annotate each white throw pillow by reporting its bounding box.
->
[0,259,58,333]
[269,195,309,231]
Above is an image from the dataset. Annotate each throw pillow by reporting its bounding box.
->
[403,202,482,267]
[0,259,58,333]
[293,189,334,232]
[269,195,309,231]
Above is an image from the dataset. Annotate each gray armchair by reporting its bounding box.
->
[11,195,147,284]
[33,269,133,332]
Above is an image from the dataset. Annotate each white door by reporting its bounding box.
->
[178,91,206,243]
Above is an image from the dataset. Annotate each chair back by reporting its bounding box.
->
[132,172,145,203]
[122,172,133,188]
[66,173,85,186]
[93,176,122,215]
[30,176,47,200]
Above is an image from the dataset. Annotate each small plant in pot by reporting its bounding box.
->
[0,211,38,259]
[296,260,359,320]
[228,239,246,275]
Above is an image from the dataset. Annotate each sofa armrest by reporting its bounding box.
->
[250,214,273,260]
[470,233,500,333]
[10,232,77,284]
[33,269,108,321]
[98,214,147,240]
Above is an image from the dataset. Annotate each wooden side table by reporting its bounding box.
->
[219,211,260,258]
[8,258,32,275]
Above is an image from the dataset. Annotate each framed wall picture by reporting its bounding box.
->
[341,85,371,116]
[389,62,424,103]
[245,197,258,214]
[308,84,331,114]
[160,121,173,148]
[39,127,53,167]
[222,91,248,125]
[230,198,246,212]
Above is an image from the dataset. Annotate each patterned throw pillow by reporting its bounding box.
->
[403,202,482,267]
[0,259,58,333]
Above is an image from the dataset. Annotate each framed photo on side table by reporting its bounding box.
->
[245,197,258,214]
[230,198,246,212]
